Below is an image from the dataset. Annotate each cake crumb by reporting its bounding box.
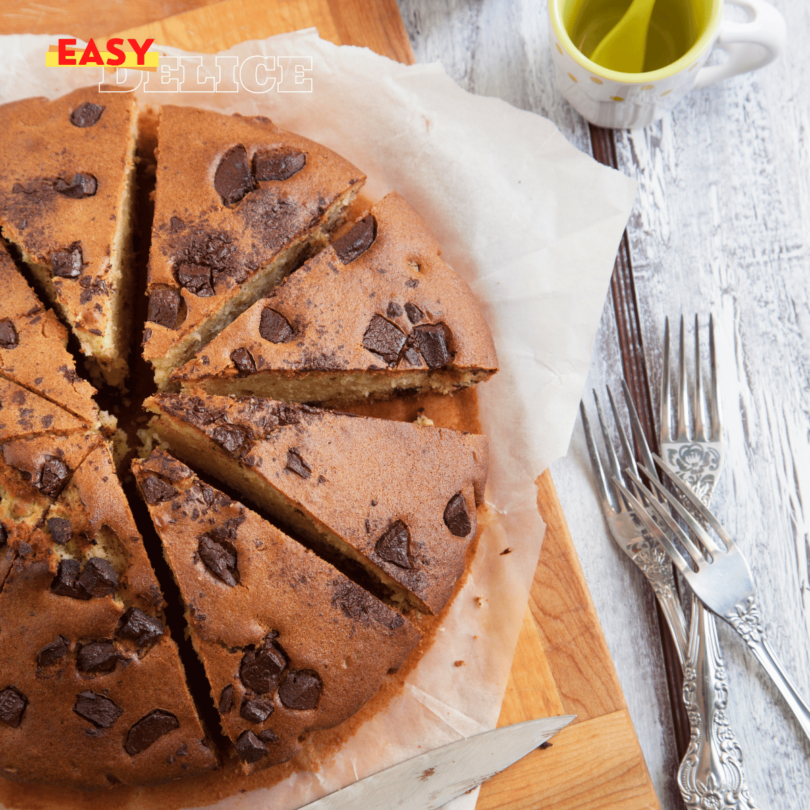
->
[475,596,486,607]
[500,547,513,555]
[413,413,434,427]
[453,660,465,667]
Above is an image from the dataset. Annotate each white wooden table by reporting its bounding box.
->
[398,1,810,807]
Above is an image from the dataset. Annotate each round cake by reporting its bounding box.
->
[0,86,498,789]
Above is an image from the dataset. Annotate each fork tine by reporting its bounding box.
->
[613,478,691,575]
[651,453,737,551]
[709,313,722,442]
[625,469,707,564]
[579,402,615,511]
[633,467,722,556]
[607,385,637,481]
[593,391,624,491]
[677,315,689,442]
[661,317,672,444]
[694,314,707,442]
[621,379,658,483]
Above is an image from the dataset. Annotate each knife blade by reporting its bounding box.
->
[300,715,575,810]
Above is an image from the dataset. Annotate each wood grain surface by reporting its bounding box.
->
[0,1,660,808]
[398,1,810,808]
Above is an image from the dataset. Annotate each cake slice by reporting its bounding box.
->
[133,449,420,772]
[0,86,138,387]
[168,192,499,403]
[0,438,218,788]
[145,394,488,615]
[141,106,365,389]
[0,244,100,428]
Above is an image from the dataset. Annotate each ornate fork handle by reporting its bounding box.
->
[627,534,688,661]
[679,602,760,810]
[726,595,810,742]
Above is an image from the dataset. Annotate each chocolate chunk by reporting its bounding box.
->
[253,147,306,181]
[70,102,105,128]
[0,319,18,349]
[198,534,240,587]
[375,520,414,569]
[285,449,311,479]
[332,581,404,630]
[73,691,122,728]
[333,215,376,264]
[258,729,280,744]
[231,347,257,376]
[219,684,234,714]
[0,687,27,728]
[235,730,268,763]
[37,455,70,497]
[176,263,214,297]
[54,173,97,199]
[386,301,403,318]
[77,641,123,673]
[51,244,83,279]
[404,302,423,324]
[259,308,293,343]
[147,289,182,329]
[140,473,178,505]
[215,145,254,206]
[116,608,165,648]
[0,524,6,546]
[240,634,287,694]
[47,517,72,546]
[125,710,179,755]
[51,559,89,599]
[443,493,471,537]
[278,670,322,710]
[362,315,406,366]
[212,424,250,458]
[401,346,421,366]
[77,557,118,598]
[410,323,454,369]
[37,636,69,667]
[240,696,274,724]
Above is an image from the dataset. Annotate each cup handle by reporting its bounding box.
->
[693,0,786,89]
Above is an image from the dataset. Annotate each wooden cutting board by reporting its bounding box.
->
[6,0,660,807]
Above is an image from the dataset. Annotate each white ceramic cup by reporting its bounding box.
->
[548,0,786,129]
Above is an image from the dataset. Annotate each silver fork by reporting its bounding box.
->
[658,315,756,810]
[582,384,755,810]
[619,458,810,746]
[580,382,688,659]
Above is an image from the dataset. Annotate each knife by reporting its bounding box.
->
[300,715,575,810]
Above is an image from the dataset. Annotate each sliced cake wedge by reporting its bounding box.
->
[0,87,138,387]
[0,244,100,428]
[169,192,499,403]
[142,106,365,388]
[145,393,488,615]
[0,437,218,788]
[0,378,88,441]
[133,449,420,772]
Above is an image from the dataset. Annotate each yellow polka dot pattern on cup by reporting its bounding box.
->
[568,72,578,82]
[590,76,603,84]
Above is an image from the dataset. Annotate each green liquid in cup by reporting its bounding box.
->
[565,0,709,72]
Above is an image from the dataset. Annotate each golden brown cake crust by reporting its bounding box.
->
[170,192,498,397]
[146,394,488,614]
[0,245,99,427]
[133,449,420,773]
[141,106,365,381]
[0,438,218,788]
[0,87,136,386]
[0,378,87,442]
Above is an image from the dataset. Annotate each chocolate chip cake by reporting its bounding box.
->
[144,393,488,615]
[133,449,420,773]
[0,243,100,429]
[141,106,365,389]
[0,87,138,387]
[168,192,498,403]
[0,378,88,441]
[0,435,217,788]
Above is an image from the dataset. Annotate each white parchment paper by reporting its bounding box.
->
[0,31,636,810]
